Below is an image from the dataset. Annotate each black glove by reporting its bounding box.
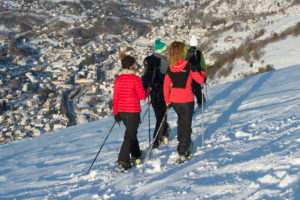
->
[114,114,121,122]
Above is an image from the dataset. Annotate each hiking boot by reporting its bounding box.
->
[118,164,129,172]
[174,151,193,165]
[131,150,146,165]
[185,151,193,160]
[131,149,145,159]
[174,154,187,165]
[118,161,131,172]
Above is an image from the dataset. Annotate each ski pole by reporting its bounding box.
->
[141,102,150,124]
[143,110,168,166]
[201,89,205,147]
[148,97,151,158]
[87,121,117,174]
[205,83,208,102]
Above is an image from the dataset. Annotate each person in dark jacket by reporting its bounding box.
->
[142,39,170,148]
[186,35,207,108]
[153,39,169,74]
[142,55,168,148]
[113,52,149,171]
[163,41,206,164]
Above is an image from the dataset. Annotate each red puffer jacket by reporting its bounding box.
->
[163,60,206,104]
[113,73,148,115]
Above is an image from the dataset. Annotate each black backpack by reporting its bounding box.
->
[186,48,202,72]
[143,55,164,92]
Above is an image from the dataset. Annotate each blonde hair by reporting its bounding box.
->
[167,41,185,67]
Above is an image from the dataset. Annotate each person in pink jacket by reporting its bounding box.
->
[163,41,206,164]
[113,52,148,171]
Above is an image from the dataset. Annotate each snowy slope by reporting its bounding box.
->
[1,64,300,199]
[206,3,300,86]
[212,34,300,86]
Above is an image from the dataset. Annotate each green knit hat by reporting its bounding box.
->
[154,39,167,54]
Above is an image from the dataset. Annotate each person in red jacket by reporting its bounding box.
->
[163,41,206,164]
[113,52,148,171]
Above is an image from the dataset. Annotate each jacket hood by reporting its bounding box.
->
[169,60,188,72]
[153,53,169,74]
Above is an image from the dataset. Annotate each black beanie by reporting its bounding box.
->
[121,55,136,69]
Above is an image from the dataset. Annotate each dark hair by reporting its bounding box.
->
[143,55,160,72]
[119,52,135,69]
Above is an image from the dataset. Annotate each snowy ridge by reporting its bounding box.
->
[1,65,300,199]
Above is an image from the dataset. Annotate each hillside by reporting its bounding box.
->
[0,64,299,199]
[1,0,299,144]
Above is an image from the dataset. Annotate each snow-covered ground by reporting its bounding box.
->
[0,1,300,199]
[1,63,300,199]
[213,33,300,85]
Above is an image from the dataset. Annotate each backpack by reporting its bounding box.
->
[143,55,164,93]
[186,48,202,72]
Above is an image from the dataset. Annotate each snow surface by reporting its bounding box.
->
[0,2,300,199]
[1,64,300,199]
[213,33,300,86]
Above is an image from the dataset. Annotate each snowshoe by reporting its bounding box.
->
[117,164,129,173]
[174,154,188,165]
[116,161,131,173]
[173,142,194,165]
[173,152,193,165]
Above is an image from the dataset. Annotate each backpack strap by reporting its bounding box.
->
[194,50,200,64]
[193,50,202,71]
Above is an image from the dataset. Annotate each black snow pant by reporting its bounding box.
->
[151,91,168,142]
[118,112,141,168]
[192,80,205,106]
[172,102,194,156]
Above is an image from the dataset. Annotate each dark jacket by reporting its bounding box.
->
[142,55,165,97]
[186,47,207,72]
